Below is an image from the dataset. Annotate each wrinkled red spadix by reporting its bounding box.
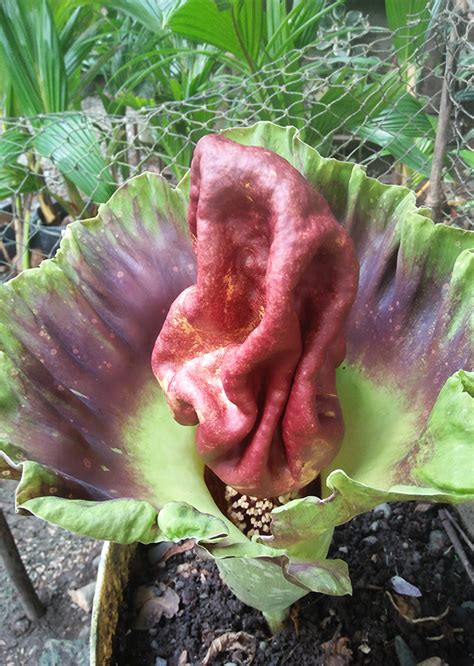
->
[152,135,359,497]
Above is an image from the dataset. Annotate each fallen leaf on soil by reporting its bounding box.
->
[133,584,160,609]
[133,584,180,630]
[391,575,422,597]
[68,582,96,613]
[201,631,256,665]
[160,540,196,563]
[320,636,353,665]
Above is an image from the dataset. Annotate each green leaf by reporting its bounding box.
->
[385,0,431,65]
[285,557,352,596]
[265,0,287,56]
[34,115,116,203]
[0,129,33,164]
[167,0,264,67]
[0,0,67,115]
[168,0,244,60]
[0,167,42,199]
[364,95,436,138]
[265,0,343,59]
[310,72,401,138]
[412,370,474,494]
[158,501,228,541]
[216,557,308,616]
[0,130,41,198]
[236,0,263,63]
[18,462,161,544]
[350,87,436,175]
[358,125,432,176]
[459,149,474,169]
[97,0,170,35]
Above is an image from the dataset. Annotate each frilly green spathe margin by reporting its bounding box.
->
[0,122,472,631]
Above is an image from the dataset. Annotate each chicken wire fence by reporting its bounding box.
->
[0,4,472,280]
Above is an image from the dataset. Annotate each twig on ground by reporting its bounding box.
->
[444,509,474,552]
[439,508,474,585]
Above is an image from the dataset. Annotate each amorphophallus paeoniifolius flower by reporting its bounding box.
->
[0,123,472,632]
[152,134,359,499]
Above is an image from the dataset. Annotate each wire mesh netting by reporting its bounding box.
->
[0,3,472,280]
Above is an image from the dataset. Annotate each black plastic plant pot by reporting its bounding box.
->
[0,202,16,267]
[29,224,64,257]
[29,202,68,257]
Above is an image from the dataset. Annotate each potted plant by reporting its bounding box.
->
[0,122,472,661]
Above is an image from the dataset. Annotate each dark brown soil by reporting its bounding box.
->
[113,502,473,666]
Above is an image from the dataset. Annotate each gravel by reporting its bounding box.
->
[0,479,101,665]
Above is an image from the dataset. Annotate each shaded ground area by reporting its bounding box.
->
[115,501,474,666]
[0,480,101,666]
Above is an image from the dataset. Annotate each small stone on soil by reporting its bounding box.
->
[429,529,448,554]
[373,502,392,519]
[391,575,422,597]
[362,535,378,546]
[12,618,30,636]
[68,581,96,613]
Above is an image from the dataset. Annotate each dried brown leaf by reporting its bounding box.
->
[201,631,256,665]
[392,593,420,620]
[133,585,160,610]
[133,586,180,630]
[320,636,353,666]
[160,540,195,563]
